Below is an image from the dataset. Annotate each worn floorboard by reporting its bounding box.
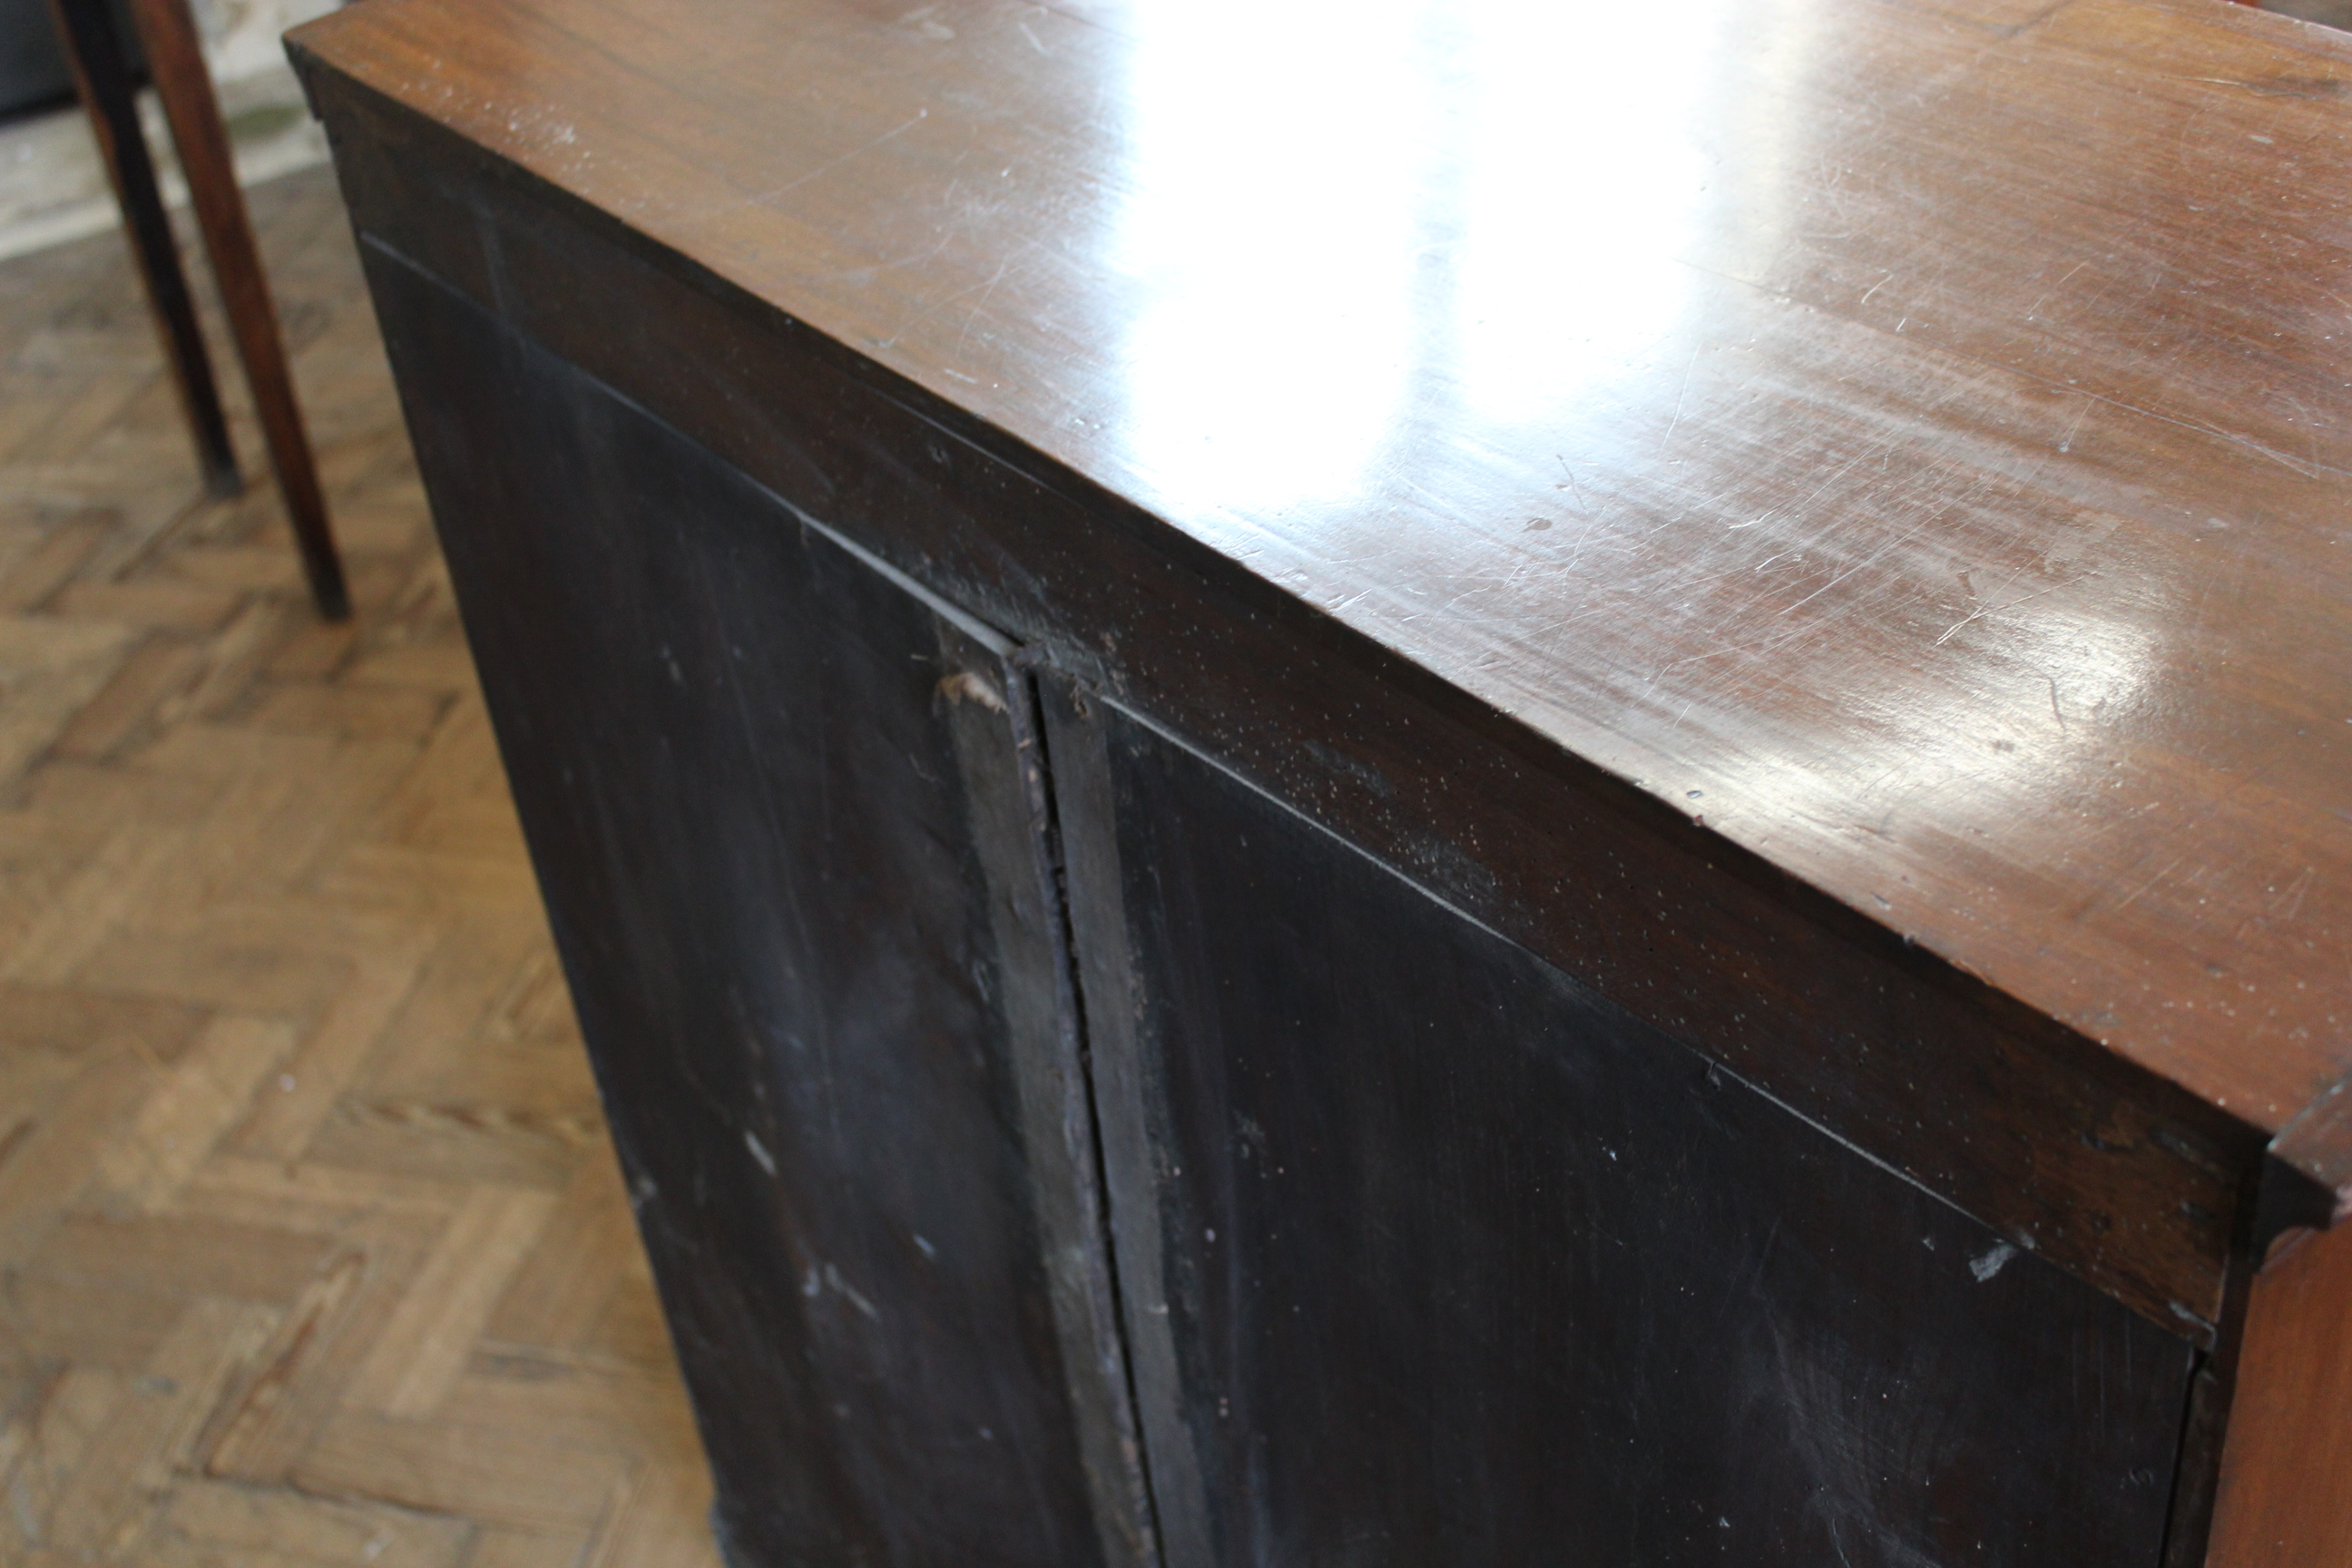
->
[0,164,722,1568]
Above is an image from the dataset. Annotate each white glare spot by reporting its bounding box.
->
[1970,1242,2017,1282]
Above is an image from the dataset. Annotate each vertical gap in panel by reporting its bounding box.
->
[2160,1169,2268,1568]
[1031,669,1220,1568]
[1004,650,1165,1568]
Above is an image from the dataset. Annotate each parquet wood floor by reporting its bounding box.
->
[0,165,723,1568]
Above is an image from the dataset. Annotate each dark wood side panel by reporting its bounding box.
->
[1046,685,2193,1568]
[358,246,1145,1568]
[294,65,2270,1341]
[2207,1222,2352,1566]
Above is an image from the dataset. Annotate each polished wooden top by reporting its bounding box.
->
[293,0,2352,1172]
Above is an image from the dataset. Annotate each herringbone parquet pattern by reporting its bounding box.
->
[0,166,722,1567]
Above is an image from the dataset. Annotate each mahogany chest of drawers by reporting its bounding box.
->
[292,0,2352,1562]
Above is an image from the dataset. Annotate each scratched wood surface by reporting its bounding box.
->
[0,165,721,1568]
[289,0,2352,1189]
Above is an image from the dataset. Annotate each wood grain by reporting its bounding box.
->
[301,81,2264,1342]
[2209,1224,2352,1567]
[288,0,2352,1197]
[0,167,720,1568]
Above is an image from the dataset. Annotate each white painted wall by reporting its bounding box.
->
[194,0,343,88]
[0,0,339,259]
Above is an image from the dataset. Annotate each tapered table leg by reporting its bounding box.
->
[44,0,240,499]
[127,0,349,621]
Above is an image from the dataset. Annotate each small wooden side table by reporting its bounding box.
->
[44,0,347,620]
